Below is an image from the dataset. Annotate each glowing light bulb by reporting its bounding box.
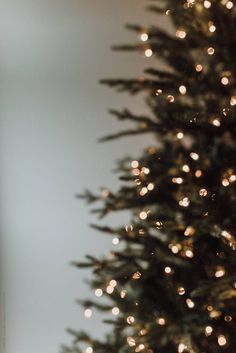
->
[226,1,234,9]
[205,326,213,336]
[164,266,172,274]
[218,335,227,346]
[145,49,153,57]
[178,343,187,353]
[85,347,93,353]
[84,308,92,318]
[186,298,195,308]
[127,316,135,324]
[204,0,212,8]
[207,47,215,55]
[112,307,120,315]
[95,288,103,297]
[157,318,166,325]
[221,76,229,85]
[112,237,119,245]
[167,95,175,103]
[177,132,184,139]
[178,287,186,295]
[131,160,139,168]
[199,188,208,197]
[179,85,187,95]
[176,30,187,39]
[230,96,236,106]
[195,64,203,72]
[139,211,148,220]
[182,164,190,173]
[140,33,148,42]
[190,152,199,160]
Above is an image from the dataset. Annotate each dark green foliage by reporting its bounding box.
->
[62,1,236,353]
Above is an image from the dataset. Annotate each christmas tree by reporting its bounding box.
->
[63,1,236,352]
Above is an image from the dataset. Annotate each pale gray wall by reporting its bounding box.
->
[0,1,161,353]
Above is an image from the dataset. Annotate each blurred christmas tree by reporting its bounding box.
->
[62,1,236,353]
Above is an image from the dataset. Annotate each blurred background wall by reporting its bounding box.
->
[0,1,162,352]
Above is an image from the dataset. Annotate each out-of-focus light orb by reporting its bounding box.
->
[112,307,120,315]
[84,308,93,318]
[95,288,103,297]
[145,49,153,57]
[218,335,227,346]
[140,33,148,42]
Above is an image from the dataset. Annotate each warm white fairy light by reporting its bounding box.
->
[131,160,139,168]
[125,224,133,232]
[179,197,190,207]
[171,244,181,254]
[207,47,215,55]
[139,211,148,220]
[140,187,148,196]
[184,226,195,236]
[230,96,236,106]
[208,22,216,33]
[199,188,208,197]
[178,287,186,296]
[221,76,229,85]
[127,337,136,347]
[183,164,190,173]
[177,132,184,139]
[179,85,187,95]
[176,30,187,39]
[172,177,184,184]
[178,343,187,353]
[195,170,202,178]
[112,237,120,245]
[167,95,175,103]
[156,221,163,229]
[106,285,114,294]
[226,1,234,9]
[147,183,154,191]
[95,288,103,297]
[195,64,203,72]
[109,279,117,287]
[212,118,221,127]
[85,347,93,353]
[145,49,153,57]
[133,271,142,279]
[127,316,135,324]
[120,289,127,298]
[218,335,227,346]
[185,249,194,258]
[142,167,150,175]
[112,307,120,315]
[157,318,166,325]
[204,0,212,8]
[215,267,225,278]
[140,33,148,42]
[190,152,199,160]
[205,326,213,336]
[164,266,172,274]
[84,308,93,318]
[186,298,195,308]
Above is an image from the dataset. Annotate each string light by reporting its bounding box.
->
[179,197,190,207]
[179,85,187,95]
[139,211,148,220]
[195,64,203,72]
[157,318,166,325]
[199,188,208,197]
[85,347,93,353]
[218,335,227,346]
[112,237,120,245]
[132,271,142,279]
[131,160,139,168]
[207,47,215,55]
[230,96,236,106]
[178,287,186,295]
[84,308,93,319]
[112,307,120,315]
[182,164,190,173]
[178,343,187,353]
[140,33,148,42]
[176,30,187,39]
[177,132,184,139]
[205,326,213,336]
[95,288,103,297]
[145,49,153,57]
[221,76,230,85]
[127,337,136,347]
[226,1,234,9]
[127,316,135,324]
[204,0,212,8]
[186,298,195,308]
[167,95,175,103]
[190,152,199,160]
